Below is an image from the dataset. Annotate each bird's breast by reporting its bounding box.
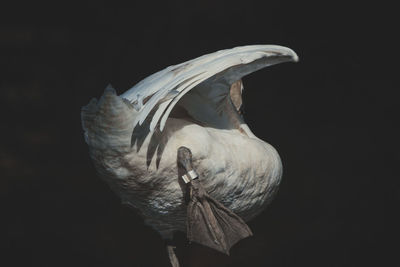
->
[122,119,281,220]
[192,125,283,220]
[93,118,282,234]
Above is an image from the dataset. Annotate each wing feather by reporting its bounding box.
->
[120,45,298,131]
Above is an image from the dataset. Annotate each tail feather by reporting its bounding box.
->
[81,85,137,152]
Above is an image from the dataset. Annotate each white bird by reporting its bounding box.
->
[81,45,298,266]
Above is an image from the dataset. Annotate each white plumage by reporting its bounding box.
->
[81,45,298,260]
[121,45,298,131]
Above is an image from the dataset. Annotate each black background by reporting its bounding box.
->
[2,1,399,266]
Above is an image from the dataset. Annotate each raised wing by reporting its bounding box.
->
[121,45,298,132]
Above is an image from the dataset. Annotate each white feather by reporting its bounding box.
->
[120,45,298,131]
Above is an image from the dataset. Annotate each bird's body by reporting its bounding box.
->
[89,114,282,238]
[82,45,297,263]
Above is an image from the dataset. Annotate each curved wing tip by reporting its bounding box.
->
[290,49,299,62]
[283,47,299,62]
[260,44,299,63]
